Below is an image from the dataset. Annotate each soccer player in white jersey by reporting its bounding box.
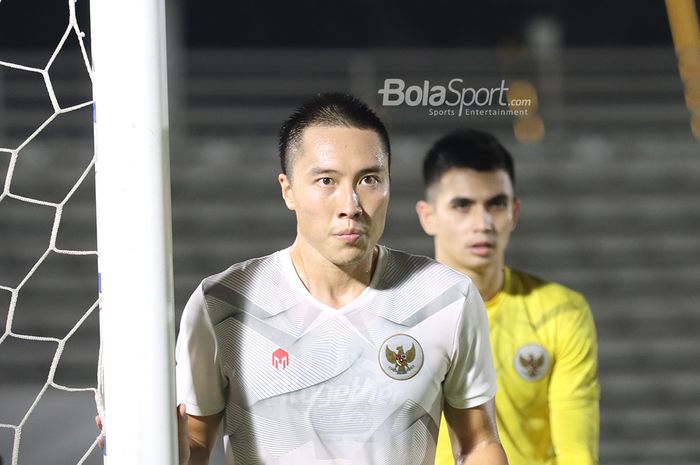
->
[174,93,508,465]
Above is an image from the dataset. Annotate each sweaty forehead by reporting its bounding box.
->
[288,125,387,174]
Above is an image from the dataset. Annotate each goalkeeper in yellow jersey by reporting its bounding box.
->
[415,129,599,465]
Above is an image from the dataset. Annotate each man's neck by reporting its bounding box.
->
[465,265,504,302]
[437,254,504,302]
[289,239,377,309]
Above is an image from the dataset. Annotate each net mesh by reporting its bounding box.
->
[0,0,103,464]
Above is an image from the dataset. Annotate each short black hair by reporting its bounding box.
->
[422,129,515,194]
[278,92,391,175]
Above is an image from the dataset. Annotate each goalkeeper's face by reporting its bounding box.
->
[278,125,390,267]
[417,167,519,275]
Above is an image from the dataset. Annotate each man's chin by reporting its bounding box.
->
[464,254,496,271]
[330,243,374,267]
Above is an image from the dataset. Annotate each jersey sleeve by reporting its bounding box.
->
[442,280,498,409]
[175,283,228,416]
[549,294,600,464]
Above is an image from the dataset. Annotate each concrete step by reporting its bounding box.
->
[601,438,700,465]
[601,405,700,439]
[599,338,700,371]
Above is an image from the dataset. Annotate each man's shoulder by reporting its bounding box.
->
[201,250,283,292]
[373,246,476,326]
[381,246,472,290]
[378,246,476,306]
[507,266,590,314]
[190,250,295,321]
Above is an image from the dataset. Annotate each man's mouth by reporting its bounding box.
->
[469,242,494,256]
[335,229,365,243]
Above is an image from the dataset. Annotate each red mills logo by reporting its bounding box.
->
[272,348,289,369]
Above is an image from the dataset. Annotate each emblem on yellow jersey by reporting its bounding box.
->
[514,343,551,381]
[379,334,424,380]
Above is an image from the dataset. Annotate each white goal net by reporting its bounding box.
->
[0,1,102,464]
[4,0,184,461]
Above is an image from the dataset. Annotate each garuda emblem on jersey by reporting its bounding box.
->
[386,344,415,374]
[379,334,424,380]
[514,343,551,381]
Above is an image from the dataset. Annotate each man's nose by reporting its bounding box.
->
[471,205,494,231]
[338,184,362,219]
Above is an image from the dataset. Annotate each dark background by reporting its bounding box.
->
[0,0,675,49]
[1,1,699,465]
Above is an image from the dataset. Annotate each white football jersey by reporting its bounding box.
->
[176,245,496,465]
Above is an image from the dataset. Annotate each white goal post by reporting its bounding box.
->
[90,0,177,463]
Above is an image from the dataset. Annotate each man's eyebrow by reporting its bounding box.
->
[448,196,475,206]
[486,193,510,203]
[308,167,340,176]
[307,165,384,176]
[448,193,511,206]
[357,165,384,175]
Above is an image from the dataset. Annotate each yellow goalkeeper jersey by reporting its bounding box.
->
[435,267,599,465]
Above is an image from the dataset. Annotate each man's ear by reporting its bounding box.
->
[416,200,437,236]
[279,173,295,211]
[510,197,521,231]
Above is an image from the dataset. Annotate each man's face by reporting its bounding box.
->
[416,168,519,273]
[279,126,390,267]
